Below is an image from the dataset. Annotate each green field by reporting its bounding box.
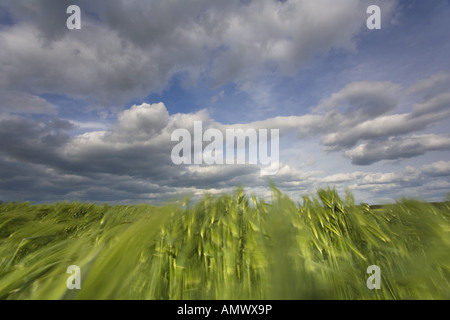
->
[0,187,449,300]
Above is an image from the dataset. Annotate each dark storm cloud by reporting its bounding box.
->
[0,156,176,203]
[0,117,73,165]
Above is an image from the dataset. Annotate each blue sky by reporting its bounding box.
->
[0,0,449,204]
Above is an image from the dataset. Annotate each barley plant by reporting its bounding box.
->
[0,187,449,300]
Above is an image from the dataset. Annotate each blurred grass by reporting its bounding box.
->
[0,187,449,300]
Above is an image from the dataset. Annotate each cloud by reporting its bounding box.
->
[214,76,450,167]
[207,0,367,85]
[407,73,450,96]
[409,93,450,119]
[0,102,337,202]
[0,100,448,204]
[0,23,158,106]
[0,90,57,115]
[0,103,271,192]
[318,161,450,203]
[421,161,450,177]
[109,103,170,142]
[313,81,401,119]
[0,116,74,166]
[322,172,366,183]
[235,76,450,167]
[6,75,442,177]
[238,77,449,157]
[345,134,450,165]
[0,0,379,107]
[319,81,450,151]
[3,0,73,40]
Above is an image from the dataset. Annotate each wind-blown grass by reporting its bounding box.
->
[0,188,449,300]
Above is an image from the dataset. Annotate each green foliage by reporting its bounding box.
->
[0,188,449,300]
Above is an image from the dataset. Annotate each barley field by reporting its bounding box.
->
[0,187,449,300]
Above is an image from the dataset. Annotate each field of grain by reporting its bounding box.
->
[0,188,449,300]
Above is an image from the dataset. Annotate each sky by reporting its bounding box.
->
[0,0,449,204]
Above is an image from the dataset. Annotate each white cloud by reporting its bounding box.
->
[317,161,450,203]
[209,0,367,85]
[322,172,366,183]
[421,161,450,177]
[68,120,107,131]
[110,103,170,142]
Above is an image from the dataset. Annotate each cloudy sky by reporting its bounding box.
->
[0,0,449,204]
